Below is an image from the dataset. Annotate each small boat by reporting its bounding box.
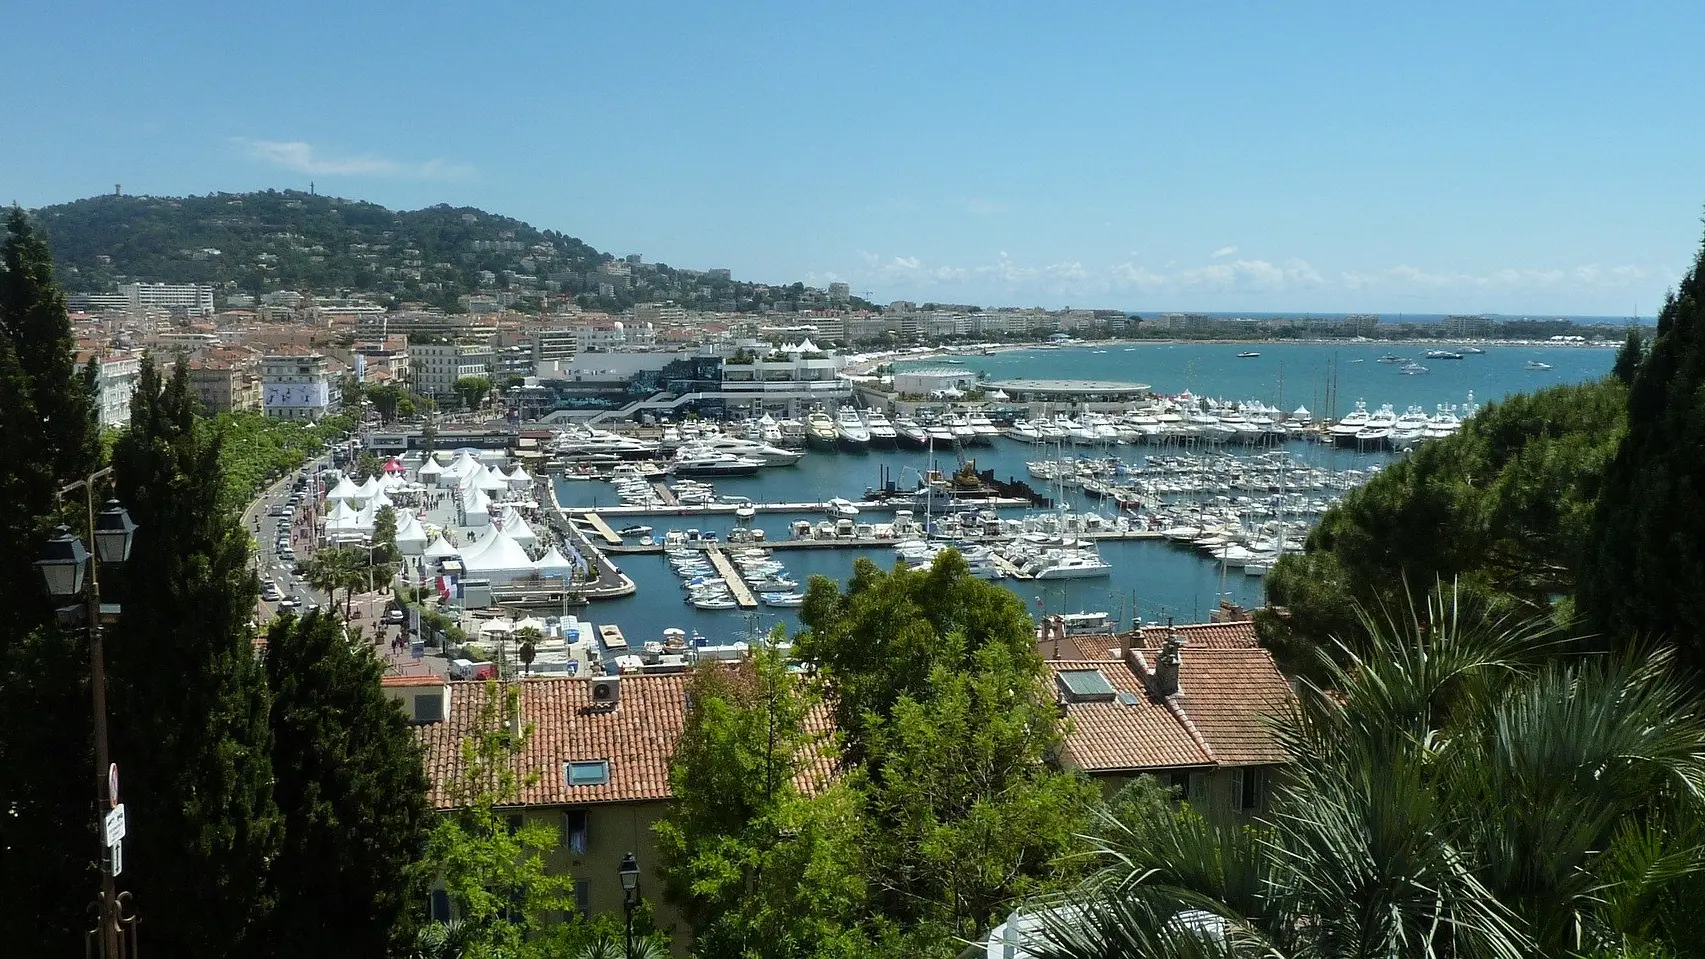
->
[1464,346,1486,354]
[1399,362,1429,376]
[618,524,652,537]
[1237,351,1261,358]
[734,505,756,520]
[761,592,806,607]
[825,497,860,520]
[1376,354,1405,364]
[1526,360,1553,371]
[1425,349,1464,360]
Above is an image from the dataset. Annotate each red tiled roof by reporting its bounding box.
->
[415,675,836,810]
[1133,620,1260,649]
[382,674,445,687]
[1050,641,1292,774]
[1050,661,1212,772]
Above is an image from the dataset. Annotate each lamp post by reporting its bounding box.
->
[36,472,139,959]
[618,851,640,958]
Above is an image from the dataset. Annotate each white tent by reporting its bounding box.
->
[356,475,382,503]
[379,472,407,491]
[1291,406,1312,419]
[507,464,534,487]
[501,509,538,548]
[465,487,492,526]
[326,475,361,503]
[324,499,370,537]
[533,545,576,581]
[417,458,444,484]
[461,531,537,583]
[394,511,429,554]
[475,466,508,493]
[448,452,482,480]
[422,535,460,560]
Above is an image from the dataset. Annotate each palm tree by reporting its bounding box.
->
[303,547,367,619]
[513,626,543,677]
[1033,586,1705,959]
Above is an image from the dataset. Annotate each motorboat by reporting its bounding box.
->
[1004,420,1043,443]
[671,451,764,477]
[1399,362,1429,375]
[893,417,930,449]
[1464,346,1486,354]
[1376,354,1405,364]
[677,436,802,466]
[965,411,1000,445]
[825,497,860,520]
[1424,349,1464,360]
[925,421,956,446]
[1237,351,1261,358]
[761,592,806,607]
[1526,360,1553,371]
[804,410,838,449]
[1330,401,1371,447]
[1027,549,1113,580]
[938,412,977,447]
[862,408,899,447]
[835,407,871,451]
[618,524,653,537]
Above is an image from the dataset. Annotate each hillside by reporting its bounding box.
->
[31,190,862,314]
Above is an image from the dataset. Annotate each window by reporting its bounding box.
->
[412,692,443,723]
[565,760,610,787]
[562,809,589,855]
[573,880,591,916]
[429,888,451,922]
[1239,767,1264,811]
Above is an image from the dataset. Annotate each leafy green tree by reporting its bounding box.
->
[372,504,400,576]
[368,383,406,423]
[262,610,431,958]
[655,643,872,959]
[1613,327,1646,385]
[108,358,282,958]
[1033,589,1705,959]
[415,681,576,958]
[305,546,369,617]
[798,552,1099,941]
[1260,380,1626,677]
[1582,243,1705,667]
[454,375,493,412]
[0,207,107,954]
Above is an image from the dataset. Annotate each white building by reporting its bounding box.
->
[93,352,142,429]
[119,282,216,317]
[261,352,339,420]
[412,342,494,398]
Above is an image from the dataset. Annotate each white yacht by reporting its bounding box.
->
[924,420,956,446]
[825,497,860,520]
[835,407,871,451]
[1355,404,1399,448]
[1003,419,1043,443]
[893,417,930,449]
[550,426,660,460]
[671,450,764,477]
[1027,549,1114,580]
[862,408,899,447]
[939,412,977,446]
[678,436,802,466]
[804,410,838,450]
[1330,401,1371,447]
[1390,406,1430,451]
[1526,360,1553,371]
[965,410,1000,445]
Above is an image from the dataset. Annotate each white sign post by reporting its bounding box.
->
[104,803,126,846]
[110,840,123,877]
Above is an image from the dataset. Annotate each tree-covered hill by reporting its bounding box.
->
[31,190,865,314]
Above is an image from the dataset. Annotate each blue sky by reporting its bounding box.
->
[3,0,1700,315]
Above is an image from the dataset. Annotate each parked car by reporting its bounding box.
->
[275,597,300,611]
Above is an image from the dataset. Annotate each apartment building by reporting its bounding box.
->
[186,352,262,413]
[261,351,339,420]
[412,342,494,398]
[121,282,216,317]
[87,351,143,429]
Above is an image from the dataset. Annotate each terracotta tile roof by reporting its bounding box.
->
[1172,649,1293,765]
[1050,661,1212,772]
[382,674,445,687]
[1133,620,1260,649]
[415,675,837,811]
[1039,633,1122,662]
[1050,641,1292,774]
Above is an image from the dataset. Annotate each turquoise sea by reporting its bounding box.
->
[555,342,1615,647]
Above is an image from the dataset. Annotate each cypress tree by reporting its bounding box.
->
[107,359,282,958]
[262,611,431,958]
[1581,236,1705,665]
[0,210,106,955]
[1612,327,1645,385]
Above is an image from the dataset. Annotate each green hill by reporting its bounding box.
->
[31,190,859,314]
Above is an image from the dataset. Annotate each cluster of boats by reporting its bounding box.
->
[1326,398,1474,450]
[1151,512,1310,577]
[800,406,1003,451]
[665,542,804,609]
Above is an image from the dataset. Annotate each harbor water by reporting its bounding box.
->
[555,341,1615,647]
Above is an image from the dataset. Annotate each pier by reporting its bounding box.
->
[650,481,678,506]
[604,528,1169,555]
[598,624,629,650]
[580,511,624,546]
[703,547,759,609]
[569,497,1031,519]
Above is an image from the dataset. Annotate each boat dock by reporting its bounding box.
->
[703,547,758,609]
[569,497,1030,519]
[604,528,1169,555]
[650,482,678,506]
[598,624,629,650]
[580,512,624,546]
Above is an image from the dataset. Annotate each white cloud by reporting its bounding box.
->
[1210,245,1238,259]
[234,138,474,179]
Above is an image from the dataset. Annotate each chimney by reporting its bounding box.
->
[1155,618,1183,697]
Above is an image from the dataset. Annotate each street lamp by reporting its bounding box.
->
[36,471,139,959]
[618,851,640,958]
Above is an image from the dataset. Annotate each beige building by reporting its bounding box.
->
[186,354,261,413]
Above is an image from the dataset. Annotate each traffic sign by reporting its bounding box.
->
[104,804,126,846]
[110,841,123,877]
[108,763,119,808]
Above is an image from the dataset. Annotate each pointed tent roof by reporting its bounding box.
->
[326,499,360,522]
[461,531,535,573]
[327,475,361,501]
[358,475,382,498]
[508,464,533,484]
[476,467,508,492]
[502,510,538,546]
[417,458,444,477]
[379,472,407,491]
[449,452,482,478]
[466,487,492,515]
[384,456,407,473]
[534,545,575,578]
[394,510,428,544]
[1291,406,1311,418]
[422,535,460,559]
